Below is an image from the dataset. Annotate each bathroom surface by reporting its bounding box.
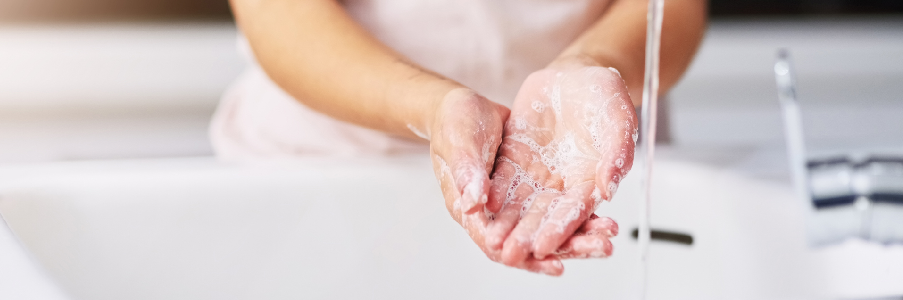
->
[1,18,902,299]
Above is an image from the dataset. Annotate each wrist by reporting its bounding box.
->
[414,81,467,140]
[427,87,508,141]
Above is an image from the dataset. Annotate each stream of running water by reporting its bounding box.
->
[637,0,664,298]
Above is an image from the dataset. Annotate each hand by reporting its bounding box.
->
[483,64,637,267]
[428,88,621,276]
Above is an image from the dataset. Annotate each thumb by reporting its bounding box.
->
[451,157,491,214]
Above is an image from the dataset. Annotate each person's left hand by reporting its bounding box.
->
[483,62,638,266]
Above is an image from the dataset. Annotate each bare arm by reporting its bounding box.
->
[230,0,462,140]
[554,0,707,105]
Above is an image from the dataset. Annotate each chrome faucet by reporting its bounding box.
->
[775,49,903,246]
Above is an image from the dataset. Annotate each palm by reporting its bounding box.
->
[430,87,624,275]
[485,66,637,264]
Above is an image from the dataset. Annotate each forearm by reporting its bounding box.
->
[230,0,462,139]
[553,0,707,106]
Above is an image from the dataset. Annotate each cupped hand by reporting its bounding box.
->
[428,88,621,276]
[482,64,638,266]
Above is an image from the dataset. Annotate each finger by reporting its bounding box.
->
[486,190,538,250]
[453,161,489,214]
[432,154,465,223]
[486,156,518,213]
[532,181,596,259]
[576,215,619,238]
[485,157,542,249]
[515,256,564,276]
[553,235,613,259]
[465,200,566,277]
[500,192,559,266]
[436,150,565,276]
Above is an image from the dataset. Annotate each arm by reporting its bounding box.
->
[554,0,708,105]
[230,0,460,139]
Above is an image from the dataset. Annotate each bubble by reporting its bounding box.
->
[549,198,560,211]
[515,117,527,130]
[566,206,581,222]
[531,101,545,113]
[615,158,624,168]
[621,105,628,110]
[521,194,537,217]
[591,187,604,207]
[559,143,571,153]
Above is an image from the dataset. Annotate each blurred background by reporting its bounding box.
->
[0,0,901,176]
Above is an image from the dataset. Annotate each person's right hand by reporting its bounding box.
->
[426,88,619,276]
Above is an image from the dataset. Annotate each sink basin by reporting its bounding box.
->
[1,155,901,299]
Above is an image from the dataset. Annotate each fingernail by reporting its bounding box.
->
[541,261,564,276]
[603,217,619,236]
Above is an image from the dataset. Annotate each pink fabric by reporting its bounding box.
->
[210,0,612,160]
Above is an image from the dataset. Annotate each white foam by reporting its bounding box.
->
[607,181,619,195]
[549,85,562,116]
[591,187,604,208]
[496,156,560,214]
[481,140,493,164]
[531,101,546,113]
[514,116,527,130]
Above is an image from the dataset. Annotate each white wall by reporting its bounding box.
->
[670,18,903,150]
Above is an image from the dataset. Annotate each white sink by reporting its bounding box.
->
[0,155,901,300]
